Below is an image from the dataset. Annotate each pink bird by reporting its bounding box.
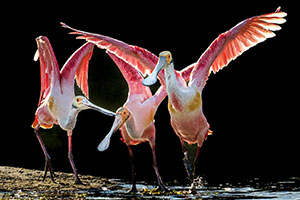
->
[61,7,286,189]
[32,36,115,184]
[95,52,168,192]
[143,7,287,189]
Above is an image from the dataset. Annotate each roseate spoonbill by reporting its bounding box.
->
[31,36,115,184]
[142,8,287,189]
[97,52,168,192]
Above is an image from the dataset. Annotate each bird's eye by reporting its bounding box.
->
[122,110,130,120]
[76,98,81,103]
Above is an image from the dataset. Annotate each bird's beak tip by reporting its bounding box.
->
[142,76,157,86]
[97,143,108,152]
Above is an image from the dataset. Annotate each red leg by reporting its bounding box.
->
[67,131,82,184]
[149,139,167,191]
[127,145,137,193]
[180,139,193,182]
[34,127,55,182]
[190,146,201,192]
[193,146,201,178]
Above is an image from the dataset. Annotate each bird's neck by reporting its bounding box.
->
[164,63,185,112]
[62,108,81,131]
[124,115,141,139]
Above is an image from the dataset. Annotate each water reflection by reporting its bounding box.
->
[90,177,300,199]
[1,177,299,199]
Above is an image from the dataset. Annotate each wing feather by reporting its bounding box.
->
[74,44,94,98]
[190,7,287,90]
[107,52,152,98]
[34,36,60,106]
[61,22,167,86]
[60,42,94,99]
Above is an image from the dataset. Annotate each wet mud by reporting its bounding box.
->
[0,166,118,199]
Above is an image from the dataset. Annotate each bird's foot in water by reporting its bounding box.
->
[157,183,169,192]
[128,186,138,194]
[189,176,205,194]
[189,182,198,194]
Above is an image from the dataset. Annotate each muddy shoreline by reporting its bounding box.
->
[0,166,185,199]
[0,166,118,192]
[1,166,299,199]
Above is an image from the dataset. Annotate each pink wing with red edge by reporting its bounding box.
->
[190,7,287,90]
[60,23,167,87]
[180,62,196,82]
[60,42,94,99]
[107,52,152,98]
[74,44,94,99]
[34,36,61,107]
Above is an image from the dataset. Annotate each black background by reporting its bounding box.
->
[2,0,298,185]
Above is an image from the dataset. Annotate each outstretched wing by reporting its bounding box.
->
[34,36,60,107]
[60,42,94,98]
[190,7,287,90]
[61,22,167,87]
[107,52,152,98]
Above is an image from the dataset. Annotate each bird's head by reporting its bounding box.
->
[159,51,173,65]
[97,107,131,151]
[72,96,115,116]
[116,107,131,124]
[142,51,173,86]
[109,107,131,132]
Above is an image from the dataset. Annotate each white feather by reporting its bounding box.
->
[33,49,39,61]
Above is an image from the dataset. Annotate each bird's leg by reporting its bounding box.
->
[67,131,82,184]
[181,140,193,183]
[190,146,201,193]
[149,139,168,192]
[34,127,55,183]
[127,145,137,193]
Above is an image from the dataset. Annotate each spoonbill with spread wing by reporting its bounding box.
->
[142,7,287,189]
[97,52,168,192]
[32,36,115,184]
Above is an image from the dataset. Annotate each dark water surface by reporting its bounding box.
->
[91,177,300,199]
[1,177,299,199]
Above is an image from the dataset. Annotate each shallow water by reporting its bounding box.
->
[1,177,300,199]
[87,177,300,199]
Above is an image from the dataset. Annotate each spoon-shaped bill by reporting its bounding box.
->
[143,55,167,86]
[98,113,125,151]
